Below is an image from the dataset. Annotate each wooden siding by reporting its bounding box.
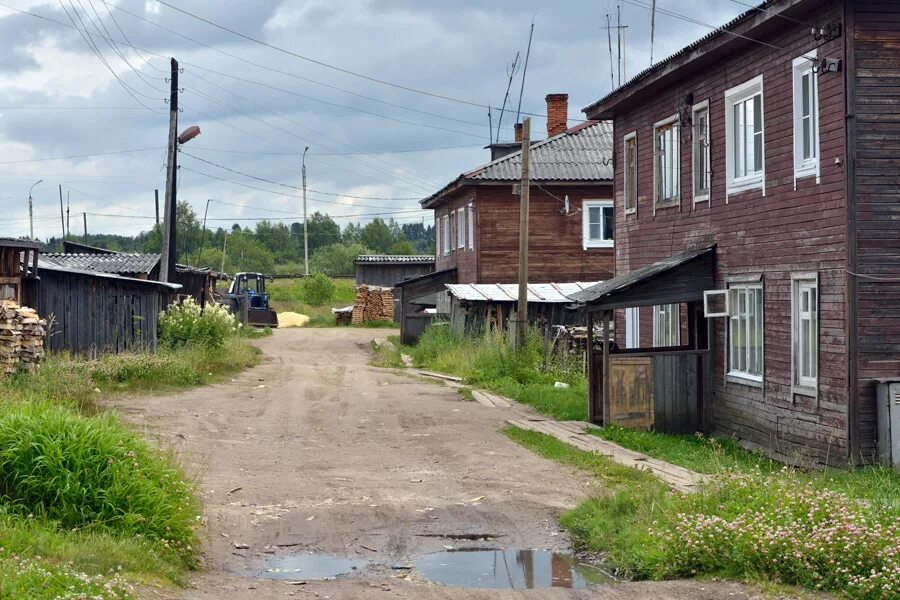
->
[434,189,477,282]
[355,263,435,287]
[850,0,900,461]
[604,1,851,465]
[37,269,171,356]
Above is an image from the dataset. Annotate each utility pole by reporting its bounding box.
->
[195,199,210,266]
[160,57,179,283]
[66,193,70,237]
[302,146,310,277]
[155,189,160,225]
[220,232,228,274]
[28,179,42,241]
[516,118,532,348]
[83,212,87,243]
[58,185,65,240]
[606,15,615,91]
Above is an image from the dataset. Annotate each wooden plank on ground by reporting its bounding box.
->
[416,370,464,383]
[506,418,708,494]
[471,390,497,408]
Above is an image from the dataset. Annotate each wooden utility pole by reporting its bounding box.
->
[160,57,179,283]
[154,189,160,225]
[58,185,65,240]
[83,212,87,242]
[220,232,228,275]
[302,146,310,277]
[516,118,532,348]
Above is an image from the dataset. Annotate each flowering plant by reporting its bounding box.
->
[158,298,239,349]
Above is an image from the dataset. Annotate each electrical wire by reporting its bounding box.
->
[0,147,163,165]
[187,143,483,156]
[726,0,816,27]
[96,0,168,73]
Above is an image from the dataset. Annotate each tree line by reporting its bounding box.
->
[44,201,435,276]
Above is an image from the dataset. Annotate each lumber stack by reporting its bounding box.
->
[351,285,394,324]
[0,300,47,375]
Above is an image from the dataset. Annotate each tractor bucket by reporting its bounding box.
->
[248,309,279,328]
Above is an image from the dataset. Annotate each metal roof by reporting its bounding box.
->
[0,237,40,250]
[42,252,160,275]
[422,120,613,208]
[356,255,435,264]
[38,263,182,291]
[446,281,601,304]
[568,246,715,305]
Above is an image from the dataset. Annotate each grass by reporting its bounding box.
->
[407,324,587,420]
[370,337,404,369]
[268,277,356,327]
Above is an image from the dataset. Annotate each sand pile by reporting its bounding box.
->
[278,312,310,328]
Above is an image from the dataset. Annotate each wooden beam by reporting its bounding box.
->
[602,310,610,426]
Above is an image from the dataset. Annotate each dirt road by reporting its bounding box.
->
[121,328,762,599]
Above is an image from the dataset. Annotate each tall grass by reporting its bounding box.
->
[409,324,587,420]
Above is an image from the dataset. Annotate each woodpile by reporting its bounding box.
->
[351,285,394,324]
[0,300,47,375]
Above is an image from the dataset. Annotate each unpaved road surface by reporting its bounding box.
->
[119,328,765,599]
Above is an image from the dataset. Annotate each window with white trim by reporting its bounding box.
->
[653,304,680,347]
[792,52,819,181]
[435,219,441,256]
[442,215,450,256]
[623,132,637,214]
[467,203,474,250]
[725,76,765,195]
[727,281,763,382]
[456,208,465,249]
[449,211,456,251]
[625,307,640,349]
[792,274,818,393]
[692,101,710,202]
[653,115,680,207]
[582,200,614,249]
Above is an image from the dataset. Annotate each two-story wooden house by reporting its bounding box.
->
[571,0,899,467]
[421,94,615,284]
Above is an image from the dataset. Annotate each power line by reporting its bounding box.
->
[726,0,816,27]
[0,147,163,164]
[187,143,483,156]
[87,208,426,222]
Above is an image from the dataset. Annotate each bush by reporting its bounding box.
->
[299,273,336,306]
[159,298,239,349]
[0,402,200,566]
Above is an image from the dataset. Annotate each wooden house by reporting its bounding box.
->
[421,94,615,285]
[573,0,899,467]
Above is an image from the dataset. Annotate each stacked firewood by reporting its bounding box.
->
[0,300,47,375]
[351,285,394,324]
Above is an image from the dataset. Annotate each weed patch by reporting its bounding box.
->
[0,549,134,600]
[370,339,404,368]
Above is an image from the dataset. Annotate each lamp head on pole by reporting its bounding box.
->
[177,125,201,145]
[29,179,43,196]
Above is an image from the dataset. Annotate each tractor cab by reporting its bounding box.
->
[227,272,278,328]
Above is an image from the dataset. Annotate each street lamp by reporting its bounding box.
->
[302,146,309,277]
[160,123,200,283]
[28,179,43,240]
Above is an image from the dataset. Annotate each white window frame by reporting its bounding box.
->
[442,215,450,256]
[623,131,638,215]
[467,203,474,250]
[791,272,819,398]
[653,114,680,211]
[725,75,765,198]
[456,208,465,249]
[625,307,640,349]
[792,51,820,186]
[692,100,711,204]
[582,199,614,249]
[652,304,680,347]
[436,218,441,256]
[726,275,764,386]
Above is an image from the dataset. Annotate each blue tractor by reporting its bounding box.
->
[227,272,278,328]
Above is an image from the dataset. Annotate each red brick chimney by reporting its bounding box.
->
[514,123,523,142]
[546,93,569,138]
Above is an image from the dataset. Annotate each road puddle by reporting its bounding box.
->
[414,549,613,589]
[256,554,368,580]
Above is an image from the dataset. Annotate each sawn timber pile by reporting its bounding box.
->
[0,300,47,375]
[351,285,394,324]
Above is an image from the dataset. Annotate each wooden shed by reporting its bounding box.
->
[0,238,39,304]
[355,255,435,287]
[395,268,456,345]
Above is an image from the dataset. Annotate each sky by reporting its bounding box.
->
[0,0,750,241]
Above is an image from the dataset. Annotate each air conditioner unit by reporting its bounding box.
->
[877,380,900,470]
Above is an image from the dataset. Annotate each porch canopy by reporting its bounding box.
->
[569,244,715,312]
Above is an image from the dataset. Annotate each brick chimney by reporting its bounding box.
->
[545,93,569,138]
[514,123,523,142]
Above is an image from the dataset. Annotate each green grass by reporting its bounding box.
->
[370,338,404,368]
[407,325,587,420]
[269,277,356,327]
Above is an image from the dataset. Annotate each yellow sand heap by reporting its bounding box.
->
[278,312,310,328]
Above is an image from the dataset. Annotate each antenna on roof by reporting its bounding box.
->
[606,14,615,90]
[650,0,657,65]
[495,51,521,143]
[515,21,535,126]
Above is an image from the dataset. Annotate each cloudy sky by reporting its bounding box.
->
[0,0,748,241]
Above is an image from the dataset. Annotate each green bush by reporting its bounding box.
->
[158,298,239,349]
[0,403,200,566]
[299,273,336,306]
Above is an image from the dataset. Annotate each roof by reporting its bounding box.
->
[422,120,613,208]
[38,263,182,291]
[42,252,160,275]
[583,0,807,117]
[568,246,715,305]
[356,255,435,264]
[0,237,40,250]
[394,268,457,288]
[447,281,601,304]
[62,240,118,255]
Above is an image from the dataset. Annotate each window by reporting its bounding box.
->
[442,215,450,256]
[653,304,680,347]
[725,75,765,196]
[653,115,680,207]
[457,208,465,249]
[792,52,819,182]
[436,219,441,256]
[582,200,614,248]
[727,281,764,382]
[792,274,818,394]
[449,211,456,251]
[467,203,474,250]
[625,307,640,349]
[623,132,637,214]
[692,101,710,202]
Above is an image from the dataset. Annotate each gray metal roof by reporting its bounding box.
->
[356,255,435,264]
[568,246,715,305]
[38,263,181,291]
[447,281,601,304]
[42,252,160,275]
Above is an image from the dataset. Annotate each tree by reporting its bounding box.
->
[255,220,298,263]
[342,222,362,244]
[309,242,370,276]
[388,240,414,255]
[360,218,395,254]
[306,212,341,253]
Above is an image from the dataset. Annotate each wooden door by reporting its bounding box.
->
[608,356,654,430]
